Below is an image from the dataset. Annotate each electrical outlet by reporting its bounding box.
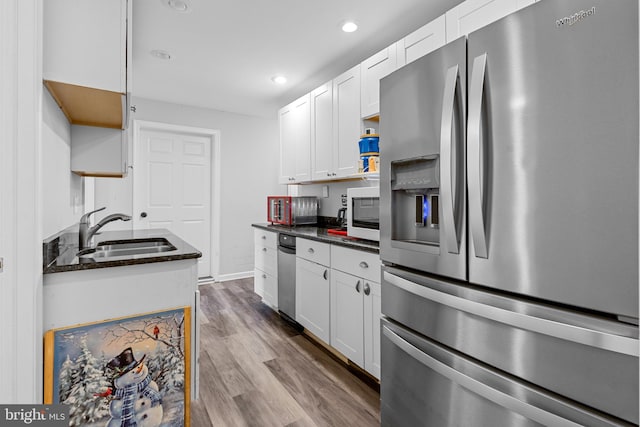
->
[341,194,348,207]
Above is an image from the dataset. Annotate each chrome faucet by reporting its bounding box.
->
[79,207,132,249]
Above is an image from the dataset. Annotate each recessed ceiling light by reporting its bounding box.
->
[150,49,172,60]
[161,0,191,13]
[271,75,287,85]
[341,21,358,33]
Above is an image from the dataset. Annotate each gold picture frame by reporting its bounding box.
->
[44,307,191,427]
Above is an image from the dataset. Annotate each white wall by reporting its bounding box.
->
[41,87,84,238]
[94,97,282,279]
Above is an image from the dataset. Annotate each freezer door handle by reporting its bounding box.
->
[382,325,584,427]
[468,53,489,259]
[384,271,639,357]
[440,64,462,254]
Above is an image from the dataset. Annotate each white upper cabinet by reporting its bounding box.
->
[397,15,447,68]
[361,44,398,118]
[332,64,362,178]
[311,82,334,180]
[43,0,130,129]
[279,94,311,184]
[446,0,536,41]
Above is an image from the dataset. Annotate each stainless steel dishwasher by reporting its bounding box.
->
[277,233,301,329]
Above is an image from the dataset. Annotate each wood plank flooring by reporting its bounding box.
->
[191,278,381,427]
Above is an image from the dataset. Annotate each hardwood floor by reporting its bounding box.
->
[191,278,381,427]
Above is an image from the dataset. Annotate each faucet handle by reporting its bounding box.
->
[80,206,106,224]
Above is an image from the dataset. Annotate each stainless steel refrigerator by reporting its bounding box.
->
[379,0,639,425]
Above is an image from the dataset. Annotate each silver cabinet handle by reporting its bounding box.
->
[308,248,315,254]
[440,64,463,255]
[356,280,361,293]
[382,325,583,427]
[359,261,368,269]
[384,271,639,356]
[262,274,267,279]
[468,53,488,259]
[363,283,370,296]
[261,235,266,239]
[262,248,267,252]
[323,269,328,280]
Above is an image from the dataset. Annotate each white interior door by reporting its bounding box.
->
[134,122,214,278]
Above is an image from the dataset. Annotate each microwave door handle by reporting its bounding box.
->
[467,53,488,259]
[440,64,461,254]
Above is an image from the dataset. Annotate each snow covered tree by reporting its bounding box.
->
[58,354,76,402]
[63,339,112,426]
[155,346,184,394]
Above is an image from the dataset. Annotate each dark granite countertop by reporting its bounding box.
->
[43,226,201,274]
[252,223,379,254]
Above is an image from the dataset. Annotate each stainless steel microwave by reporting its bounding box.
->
[347,186,380,241]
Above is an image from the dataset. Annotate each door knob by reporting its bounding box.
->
[140,212,148,218]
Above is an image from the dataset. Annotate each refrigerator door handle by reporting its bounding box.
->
[440,64,462,254]
[468,53,489,259]
[382,325,584,427]
[384,271,639,357]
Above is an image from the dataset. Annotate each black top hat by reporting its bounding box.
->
[106,347,146,376]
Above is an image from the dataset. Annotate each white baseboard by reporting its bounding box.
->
[213,271,254,283]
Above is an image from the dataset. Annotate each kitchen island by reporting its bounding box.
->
[43,227,201,399]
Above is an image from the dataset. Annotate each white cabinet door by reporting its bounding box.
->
[445,0,519,41]
[311,82,334,180]
[278,103,296,184]
[43,0,130,130]
[253,267,266,298]
[332,65,362,178]
[70,125,128,177]
[261,270,278,309]
[293,94,311,182]
[361,44,397,118]
[363,280,381,379]
[330,269,364,366]
[296,257,331,343]
[397,15,447,68]
[253,229,278,309]
[279,94,311,184]
[44,0,127,92]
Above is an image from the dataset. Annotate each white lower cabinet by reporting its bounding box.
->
[363,279,381,378]
[296,257,331,344]
[254,229,278,309]
[331,270,365,364]
[330,245,381,378]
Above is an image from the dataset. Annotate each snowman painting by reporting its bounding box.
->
[103,347,163,427]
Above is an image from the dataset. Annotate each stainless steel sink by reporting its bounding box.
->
[77,237,177,259]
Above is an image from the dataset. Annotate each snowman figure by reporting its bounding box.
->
[104,347,163,427]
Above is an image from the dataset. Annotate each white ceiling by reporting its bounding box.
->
[132,0,463,118]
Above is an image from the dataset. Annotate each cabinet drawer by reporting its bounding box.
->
[331,245,381,283]
[254,268,277,309]
[254,228,277,249]
[297,238,330,266]
[255,245,278,277]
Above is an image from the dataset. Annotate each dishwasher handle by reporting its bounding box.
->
[278,245,296,255]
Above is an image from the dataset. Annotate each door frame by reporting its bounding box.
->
[132,120,221,280]
[1,0,42,402]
